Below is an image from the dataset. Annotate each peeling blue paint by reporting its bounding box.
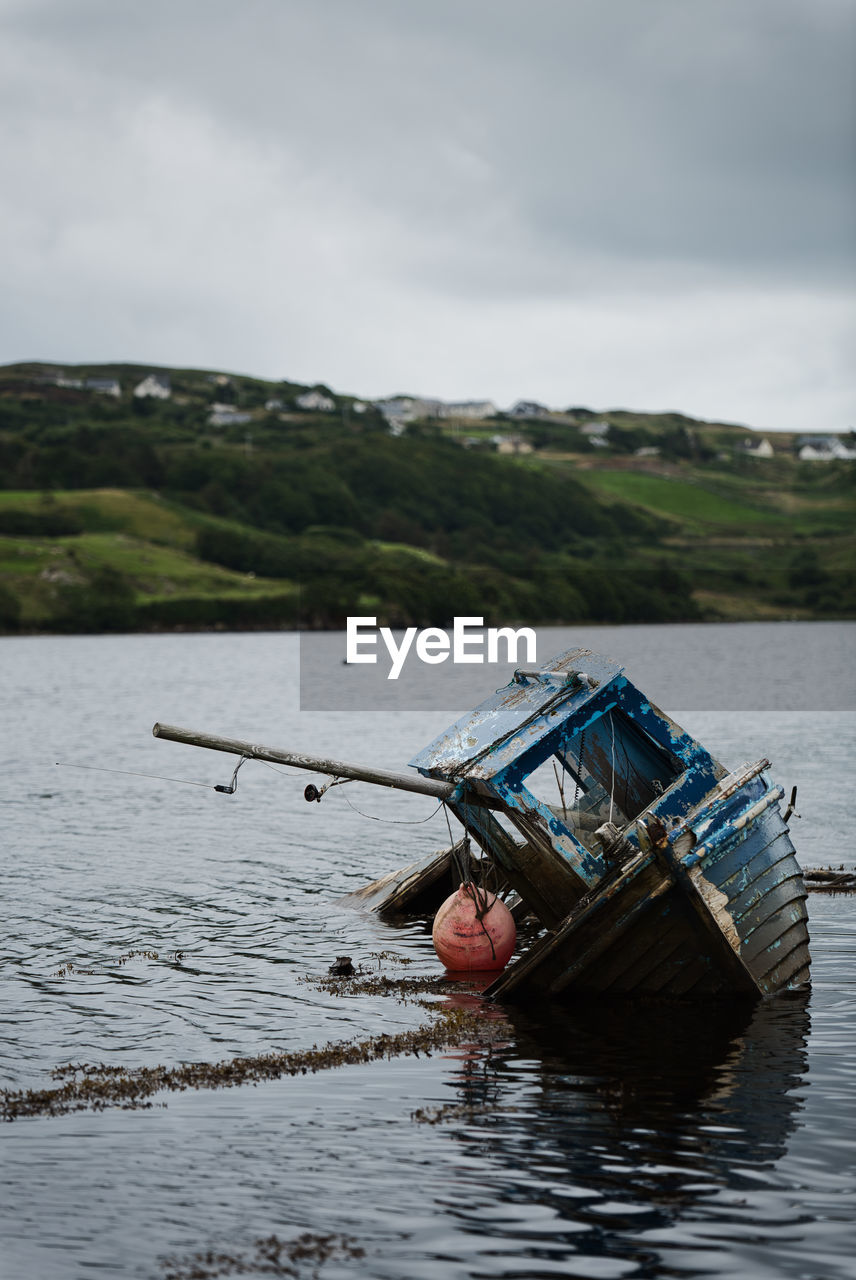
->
[409,646,809,1000]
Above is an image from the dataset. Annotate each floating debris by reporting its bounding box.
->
[305,973,466,1001]
[52,960,97,979]
[160,1231,365,1279]
[366,949,414,966]
[1,1003,507,1123]
[804,866,856,893]
[51,948,178,979]
[115,949,160,965]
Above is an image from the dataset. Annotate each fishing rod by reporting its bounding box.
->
[152,723,455,800]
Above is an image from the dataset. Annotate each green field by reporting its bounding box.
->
[0,360,853,630]
[574,470,781,529]
[0,490,301,629]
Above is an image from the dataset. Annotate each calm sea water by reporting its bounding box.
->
[1,624,854,1279]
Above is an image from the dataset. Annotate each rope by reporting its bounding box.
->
[260,760,323,779]
[444,803,470,885]
[339,789,446,826]
[609,712,616,825]
[573,727,585,809]
[552,760,567,819]
[461,880,497,961]
[442,801,496,959]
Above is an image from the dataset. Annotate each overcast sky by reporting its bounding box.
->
[1,0,853,430]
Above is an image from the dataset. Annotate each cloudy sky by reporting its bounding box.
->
[1,0,853,430]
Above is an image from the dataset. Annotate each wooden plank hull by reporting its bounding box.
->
[688,796,810,995]
[339,843,462,919]
[488,775,810,1002]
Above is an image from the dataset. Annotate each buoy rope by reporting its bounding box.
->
[461,880,497,962]
[443,801,498,961]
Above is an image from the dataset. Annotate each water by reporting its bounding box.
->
[1,625,854,1279]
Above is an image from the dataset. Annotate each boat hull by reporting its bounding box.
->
[684,784,810,996]
[488,775,810,1002]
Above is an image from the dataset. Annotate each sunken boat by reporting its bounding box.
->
[154,646,810,1002]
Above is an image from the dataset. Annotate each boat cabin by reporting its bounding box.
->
[410,647,727,919]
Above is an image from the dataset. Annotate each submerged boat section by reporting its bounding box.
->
[408,646,810,1000]
[154,644,810,1003]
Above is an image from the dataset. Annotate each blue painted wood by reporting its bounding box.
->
[409,648,625,780]
[411,645,810,1000]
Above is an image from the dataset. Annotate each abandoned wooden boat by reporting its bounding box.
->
[154,645,810,1002]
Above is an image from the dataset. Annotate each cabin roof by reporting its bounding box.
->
[410,647,625,781]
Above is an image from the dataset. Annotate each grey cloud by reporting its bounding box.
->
[8,0,854,295]
[0,0,852,428]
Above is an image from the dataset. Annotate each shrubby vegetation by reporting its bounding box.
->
[0,361,852,632]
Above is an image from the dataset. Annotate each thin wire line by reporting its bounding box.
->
[259,760,323,779]
[339,789,445,826]
[56,762,217,790]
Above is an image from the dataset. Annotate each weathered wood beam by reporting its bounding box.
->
[152,723,455,800]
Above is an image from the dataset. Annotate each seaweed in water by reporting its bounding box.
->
[160,1231,365,1278]
[1,1002,508,1122]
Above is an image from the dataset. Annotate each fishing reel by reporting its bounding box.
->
[304,777,349,803]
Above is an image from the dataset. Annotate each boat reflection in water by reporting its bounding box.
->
[432,990,811,1277]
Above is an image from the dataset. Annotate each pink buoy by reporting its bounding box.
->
[432,884,516,973]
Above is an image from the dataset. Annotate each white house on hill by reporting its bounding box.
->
[581,421,610,447]
[438,400,498,420]
[509,400,549,418]
[133,374,171,399]
[375,396,440,421]
[797,435,856,461]
[208,404,252,427]
[296,389,335,412]
[741,436,775,458]
[85,377,121,396]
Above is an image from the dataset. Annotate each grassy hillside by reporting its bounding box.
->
[0,362,852,632]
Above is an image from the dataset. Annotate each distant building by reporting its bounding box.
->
[50,373,121,396]
[264,398,284,412]
[374,396,441,423]
[373,396,440,435]
[740,436,775,458]
[351,400,368,414]
[493,434,534,455]
[85,377,121,397]
[634,446,661,458]
[581,421,610,448]
[796,435,856,462]
[295,389,336,412]
[438,400,498,420]
[133,374,171,399]
[208,403,252,427]
[509,400,549,418]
